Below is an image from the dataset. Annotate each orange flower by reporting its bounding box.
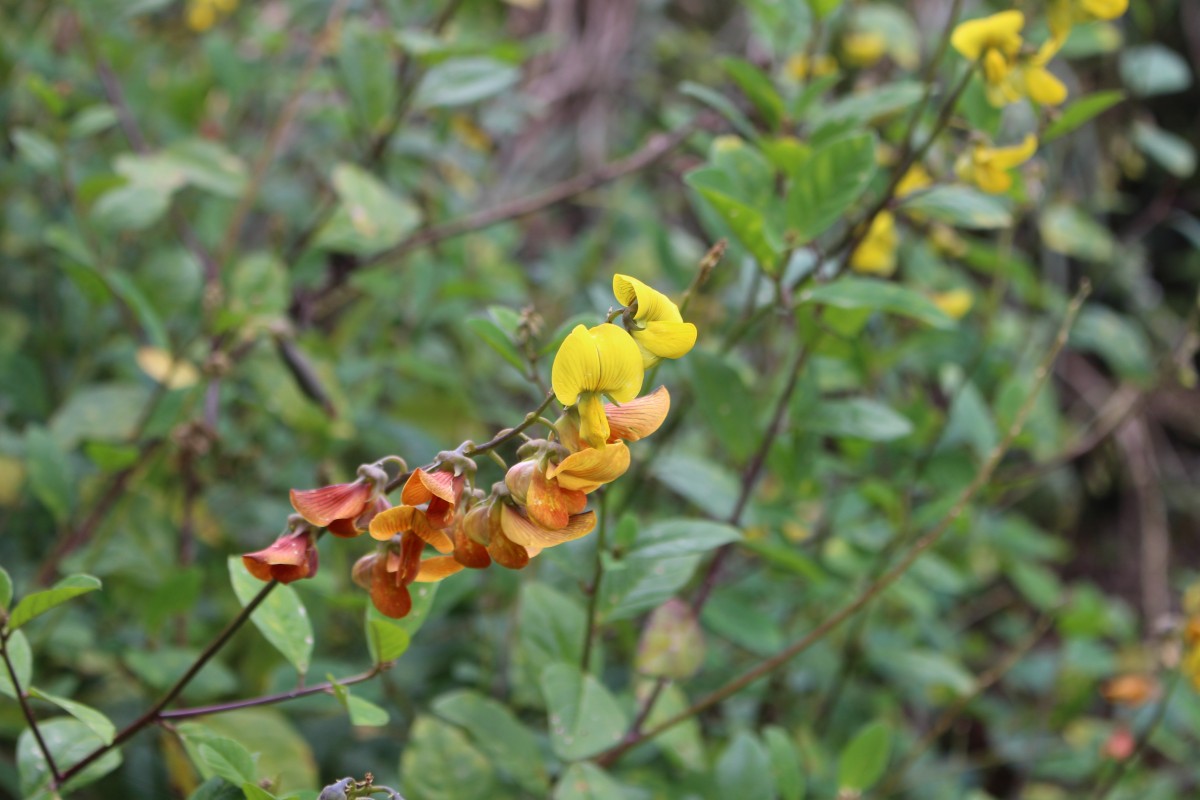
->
[352,534,424,618]
[242,516,318,584]
[368,504,454,553]
[505,460,587,530]
[401,468,466,529]
[557,386,671,450]
[499,503,596,550]
[1101,674,1157,707]
[545,443,631,493]
[289,463,391,537]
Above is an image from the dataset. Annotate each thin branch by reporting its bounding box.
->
[2,632,61,784]
[596,283,1089,767]
[55,580,278,786]
[160,665,382,720]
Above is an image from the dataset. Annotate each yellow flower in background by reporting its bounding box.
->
[1049,0,1129,39]
[931,289,974,320]
[895,163,933,198]
[611,274,698,369]
[551,324,644,449]
[956,134,1038,194]
[850,212,898,277]
[1019,39,1069,106]
[785,53,837,81]
[951,11,1025,105]
[842,32,887,68]
[186,0,237,32]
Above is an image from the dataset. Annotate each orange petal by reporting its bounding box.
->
[500,505,597,548]
[242,530,318,584]
[410,509,455,554]
[505,461,535,504]
[462,503,493,546]
[547,441,631,493]
[351,553,377,589]
[290,481,373,527]
[453,523,492,569]
[369,505,422,541]
[526,467,573,530]
[605,387,670,442]
[487,530,532,570]
[402,469,461,506]
[370,557,412,618]
[414,556,466,582]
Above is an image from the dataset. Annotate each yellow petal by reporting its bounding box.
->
[895,164,932,198]
[1082,0,1127,20]
[604,386,670,442]
[842,31,887,67]
[931,289,974,320]
[613,275,683,323]
[975,164,1013,194]
[982,49,1012,87]
[986,134,1038,170]
[1024,66,1067,106]
[500,504,596,548]
[1047,0,1074,39]
[136,347,200,389]
[551,324,600,406]
[951,10,1025,61]
[632,321,697,367]
[413,556,465,583]
[577,392,611,450]
[547,441,631,493]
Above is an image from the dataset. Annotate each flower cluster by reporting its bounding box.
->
[185,0,237,32]
[241,275,696,618]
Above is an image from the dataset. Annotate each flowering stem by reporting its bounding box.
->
[463,392,557,457]
[55,579,279,787]
[580,490,609,671]
[597,283,1089,767]
[1,630,61,785]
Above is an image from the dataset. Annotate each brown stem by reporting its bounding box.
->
[55,580,278,785]
[596,283,1089,767]
[160,666,382,720]
[2,632,61,784]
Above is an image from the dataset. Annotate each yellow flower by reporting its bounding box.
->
[951,11,1025,105]
[1049,0,1129,39]
[931,289,974,320]
[850,212,898,277]
[551,323,644,449]
[1019,39,1069,106]
[895,163,933,198]
[611,274,698,369]
[186,1,216,31]
[956,134,1038,194]
[785,54,837,81]
[842,32,887,68]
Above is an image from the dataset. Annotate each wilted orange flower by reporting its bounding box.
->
[1101,674,1157,706]
[352,535,423,618]
[242,516,318,584]
[369,504,454,553]
[290,463,391,537]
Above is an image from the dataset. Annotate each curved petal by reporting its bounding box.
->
[370,557,412,619]
[592,324,644,402]
[975,164,1013,194]
[289,481,372,527]
[551,325,601,406]
[548,441,631,493]
[414,556,466,583]
[577,393,611,450]
[632,321,697,363]
[986,134,1038,170]
[452,523,492,569]
[501,504,596,548]
[368,505,423,542]
[951,11,1024,60]
[1082,0,1127,20]
[613,274,683,323]
[402,469,460,506]
[526,466,578,530]
[1024,67,1067,105]
[487,530,532,570]
[409,510,455,554]
[604,386,671,442]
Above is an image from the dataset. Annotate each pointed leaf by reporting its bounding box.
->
[541,663,628,761]
[228,558,313,676]
[838,720,892,792]
[8,575,101,631]
[786,132,877,243]
[28,688,116,744]
[800,277,956,329]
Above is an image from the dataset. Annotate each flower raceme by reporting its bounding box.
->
[956,134,1039,194]
[951,11,1068,107]
[241,273,694,619]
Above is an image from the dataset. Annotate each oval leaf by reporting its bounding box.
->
[227,557,313,676]
[8,574,101,631]
[540,662,628,761]
[838,720,892,792]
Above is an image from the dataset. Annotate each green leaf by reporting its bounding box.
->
[1039,203,1115,263]
[687,168,780,268]
[25,425,75,524]
[1008,559,1064,611]
[49,383,153,447]
[900,185,1012,229]
[602,519,742,620]
[807,0,844,19]
[786,132,877,243]
[365,613,412,665]
[373,581,439,640]
[315,164,421,256]
[808,81,923,129]
[198,738,258,786]
[0,567,11,610]
[401,715,497,800]
[688,349,757,460]
[188,777,246,800]
[540,662,628,761]
[228,557,313,676]
[466,317,528,373]
[1120,44,1192,98]
[1133,120,1196,178]
[807,397,914,441]
[1070,304,1154,382]
[182,712,317,793]
[327,676,390,727]
[641,682,706,771]
[219,252,289,331]
[8,575,101,631]
[722,58,784,130]
[159,139,248,197]
[415,57,521,108]
[636,599,705,679]
[516,583,587,684]
[69,105,119,138]
[1042,91,1124,143]
[18,718,122,796]
[716,731,775,800]
[432,690,549,793]
[680,81,758,140]
[338,19,396,134]
[0,630,32,699]
[92,182,172,231]
[764,726,806,800]
[838,720,892,792]
[800,278,956,329]
[13,128,59,173]
[553,763,627,800]
[242,784,278,800]
[28,688,116,744]
[649,453,739,519]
